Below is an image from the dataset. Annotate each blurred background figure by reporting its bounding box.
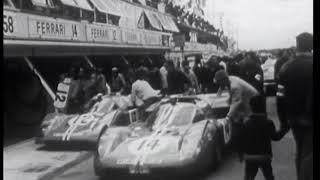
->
[181,60,199,94]
[111,67,127,95]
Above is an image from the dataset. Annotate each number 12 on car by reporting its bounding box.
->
[54,80,71,109]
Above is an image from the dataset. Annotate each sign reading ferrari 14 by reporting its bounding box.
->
[28,16,84,41]
[3,9,171,48]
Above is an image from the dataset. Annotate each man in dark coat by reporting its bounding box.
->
[276,32,313,180]
[239,52,265,113]
[166,60,191,94]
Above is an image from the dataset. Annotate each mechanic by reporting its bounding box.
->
[214,69,259,158]
[239,52,265,113]
[202,56,224,93]
[166,60,192,95]
[96,67,110,95]
[110,67,127,95]
[181,60,200,94]
[159,60,169,95]
[131,67,161,120]
[131,67,160,107]
[276,32,313,180]
[192,57,204,91]
[242,98,287,180]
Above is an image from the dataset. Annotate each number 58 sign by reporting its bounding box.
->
[3,11,17,36]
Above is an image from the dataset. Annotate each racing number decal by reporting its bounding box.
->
[62,114,98,141]
[3,14,14,35]
[54,81,71,109]
[55,90,67,102]
[71,24,78,38]
[129,138,168,155]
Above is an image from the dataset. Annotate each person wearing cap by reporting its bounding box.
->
[181,60,200,93]
[276,32,313,180]
[111,67,127,95]
[214,69,259,158]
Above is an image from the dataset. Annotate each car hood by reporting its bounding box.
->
[41,110,117,141]
[41,95,131,141]
[98,120,210,167]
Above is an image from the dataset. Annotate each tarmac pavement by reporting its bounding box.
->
[4,138,92,180]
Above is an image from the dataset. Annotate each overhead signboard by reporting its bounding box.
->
[122,29,140,44]
[3,10,28,38]
[4,9,172,49]
[28,16,85,41]
[142,32,162,46]
[86,24,122,43]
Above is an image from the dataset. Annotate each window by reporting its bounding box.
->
[95,9,107,23]
[150,104,197,130]
[107,14,120,26]
[113,111,131,126]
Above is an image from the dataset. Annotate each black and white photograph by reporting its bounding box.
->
[3,0,314,180]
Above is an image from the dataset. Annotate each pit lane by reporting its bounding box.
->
[51,97,295,180]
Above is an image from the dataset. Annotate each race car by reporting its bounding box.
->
[36,95,139,149]
[94,94,231,177]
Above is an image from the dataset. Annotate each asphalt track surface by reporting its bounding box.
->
[53,97,296,180]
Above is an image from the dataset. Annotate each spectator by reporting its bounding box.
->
[274,49,292,81]
[276,32,313,180]
[214,69,259,158]
[111,67,127,94]
[242,98,287,180]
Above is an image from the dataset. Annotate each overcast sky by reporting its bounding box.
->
[203,0,313,50]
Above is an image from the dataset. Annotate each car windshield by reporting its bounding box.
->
[151,103,196,130]
[92,98,115,114]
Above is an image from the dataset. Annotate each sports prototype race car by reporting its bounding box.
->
[36,95,139,149]
[94,93,232,177]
